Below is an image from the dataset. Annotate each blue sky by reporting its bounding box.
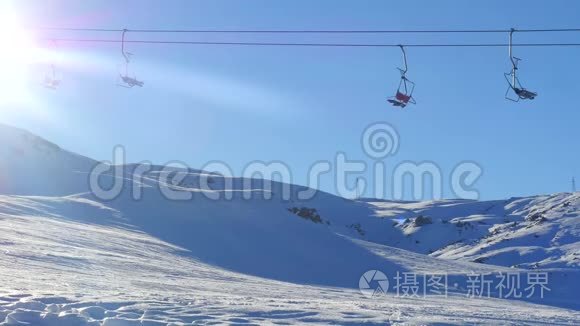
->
[3,0,580,200]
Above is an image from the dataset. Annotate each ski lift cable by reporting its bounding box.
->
[41,38,580,48]
[31,27,580,34]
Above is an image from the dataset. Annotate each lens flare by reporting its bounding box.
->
[0,5,44,111]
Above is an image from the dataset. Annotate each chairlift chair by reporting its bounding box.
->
[120,75,144,88]
[388,75,416,108]
[43,78,61,90]
[43,66,61,90]
[388,45,416,108]
[504,71,536,101]
[504,29,537,102]
[43,42,61,90]
[118,29,144,88]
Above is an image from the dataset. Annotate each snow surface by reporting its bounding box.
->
[0,123,578,325]
[368,195,580,269]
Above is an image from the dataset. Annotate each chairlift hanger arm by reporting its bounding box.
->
[399,45,408,75]
[49,40,58,79]
[508,28,519,88]
[509,28,519,69]
[121,29,130,63]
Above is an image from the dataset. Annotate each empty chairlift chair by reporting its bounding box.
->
[504,28,537,102]
[388,45,416,108]
[118,29,145,88]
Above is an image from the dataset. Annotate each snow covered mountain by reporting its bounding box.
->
[0,124,578,325]
[369,194,580,269]
[0,124,96,196]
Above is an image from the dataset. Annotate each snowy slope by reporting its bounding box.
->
[367,194,580,270]
[0,124,578,325]
[0,195,578,325]
[0,125,405,287]
[0,124,96,196]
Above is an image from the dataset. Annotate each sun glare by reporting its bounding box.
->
[0,6,43,109]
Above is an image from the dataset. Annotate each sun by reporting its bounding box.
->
[0,5,44,110]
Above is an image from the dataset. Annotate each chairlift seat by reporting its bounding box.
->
[44,78,60,89]
[121,75,144,87]
[514,88,536,99]
[387,99,407,108]
[395,91,412,103]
